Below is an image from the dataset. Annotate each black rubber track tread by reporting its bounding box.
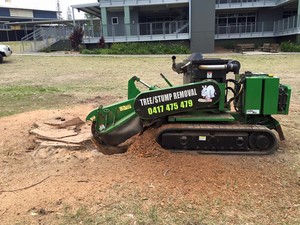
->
[156,123,278,155]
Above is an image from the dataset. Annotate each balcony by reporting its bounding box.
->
[215,0,295,9]
[0,23,10,31]
[81,16,299,43]
[215,22,274,39]
[274,15,300,36]
[99,0,189,7]
[83,20,189,44]
[215,15,300,39]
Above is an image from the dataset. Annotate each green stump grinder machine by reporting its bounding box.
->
[86,53,291,155]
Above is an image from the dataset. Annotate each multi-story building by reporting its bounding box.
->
[0,1,57,41]
[72,0,299,52]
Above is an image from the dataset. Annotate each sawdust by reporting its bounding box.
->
[126,128,168,157]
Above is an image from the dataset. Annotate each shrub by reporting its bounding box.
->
[81,42,191,55]
[98,36,105,48]
[280,41,300,52]
[223,42,235,50]
[39,47,52,53]
[69,26,84,51]
[80,49,93,54]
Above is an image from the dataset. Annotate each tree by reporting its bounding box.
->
[84,13,96,20]
[56,0,63,20]
[66,7,72,20]
[69,26,84,51]
[84,13,96,27]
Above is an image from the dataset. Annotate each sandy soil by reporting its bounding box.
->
[0,99,299,225]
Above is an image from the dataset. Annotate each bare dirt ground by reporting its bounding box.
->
[0,54,300,224]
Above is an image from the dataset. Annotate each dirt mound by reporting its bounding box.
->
[127,128,168,157]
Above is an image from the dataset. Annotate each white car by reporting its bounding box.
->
[0,44,12,63]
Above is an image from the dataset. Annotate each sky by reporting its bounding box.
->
[4,0,97,19]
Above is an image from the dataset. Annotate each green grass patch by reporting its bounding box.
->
[58,202,209,225]
[0,85,74,117]
[81,42,191,55]
[0,85,61,96]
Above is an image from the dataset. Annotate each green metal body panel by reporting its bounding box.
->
[243,77,263,115]
[168,111,235,122]
[218,83,226,111]
[128,76,158,99]
[262,76,279,115]
[86,77,147,135]
[241,75,291,116]
[237,74,290,130]
[86,99,137,134]
[127,78,141,99]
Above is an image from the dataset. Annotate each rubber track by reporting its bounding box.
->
[156,123,278,155]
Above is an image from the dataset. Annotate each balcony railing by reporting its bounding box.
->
[216,0,273,8]
[21,26,73,52]
[99,0,189,7]
[274,15,300,35]
[83,20,189,43]
[216,22,273,35]
[216,0,295,9]
[276,0,294,5]
[215,16,300,39]
[0,23,9,31]
[82,16,299,42]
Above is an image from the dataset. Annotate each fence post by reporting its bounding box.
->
[46,29,49,47]
[112,25,115,41]
[6,30,9,42]
[137,23,140,40]
[33,26,37,52]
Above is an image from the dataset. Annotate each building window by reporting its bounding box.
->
[215,12,257,34]
[282,10,297,19]
[216,12,256,27]
[10,9,33,18]
[111,17,118,25]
